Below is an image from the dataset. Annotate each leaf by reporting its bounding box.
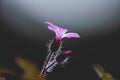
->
[0,68,15,76]
[15,57,46,80]
[92,64,116,80]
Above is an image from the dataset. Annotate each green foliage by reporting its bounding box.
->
[0,57,46,80]
[0,68,15,76]
[92,64,116,80]
[0,58,117,80]
[15,57,46,80]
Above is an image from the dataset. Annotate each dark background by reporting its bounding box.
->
[0,0,120,80]
[0,18,120,80]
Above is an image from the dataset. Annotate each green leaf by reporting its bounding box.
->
[15,57,46,80]
[92,64,116,80]
[0,68,15,76]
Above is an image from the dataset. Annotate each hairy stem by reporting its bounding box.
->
[40,52,54,75]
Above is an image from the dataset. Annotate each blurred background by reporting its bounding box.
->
[0,0,120,80]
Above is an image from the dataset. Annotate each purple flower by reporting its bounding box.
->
[45,21,80,41]
[63,50,72,55]
[40,22,80,75]
[56,50,72,63]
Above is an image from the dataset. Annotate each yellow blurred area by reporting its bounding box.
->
[92,64,116,80]
[15,57,46,80]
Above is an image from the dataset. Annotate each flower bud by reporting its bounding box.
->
[49,39,61,52]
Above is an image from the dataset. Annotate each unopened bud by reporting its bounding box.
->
[49,39,61,52]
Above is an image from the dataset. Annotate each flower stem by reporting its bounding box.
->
[40,52,54,75]
[45,60,57,70]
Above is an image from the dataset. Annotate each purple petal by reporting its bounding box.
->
[64,50,72,55]
[57,26,68,34]
[45,21,68,39]
[45,21,58,35]
[48,26,56,32]
[45,21,57,32]
[45,21,55,28]
[46,21,68,34]
[62,32,80,38]
[48,26,54,31]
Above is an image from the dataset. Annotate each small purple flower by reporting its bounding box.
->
[56,50,72,64]
[45,21,80,52]
[45,21,80,41]
[40,22,80,75]
[63,50,72,55]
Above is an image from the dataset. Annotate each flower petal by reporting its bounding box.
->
[45,21,58,35]
[57,26,68,34]
[45,21,55,28]
[64,50,72,55]
[62,32,80,38]
[45,21,68,39]
[48,26,54,31]
[46,21,68,34]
